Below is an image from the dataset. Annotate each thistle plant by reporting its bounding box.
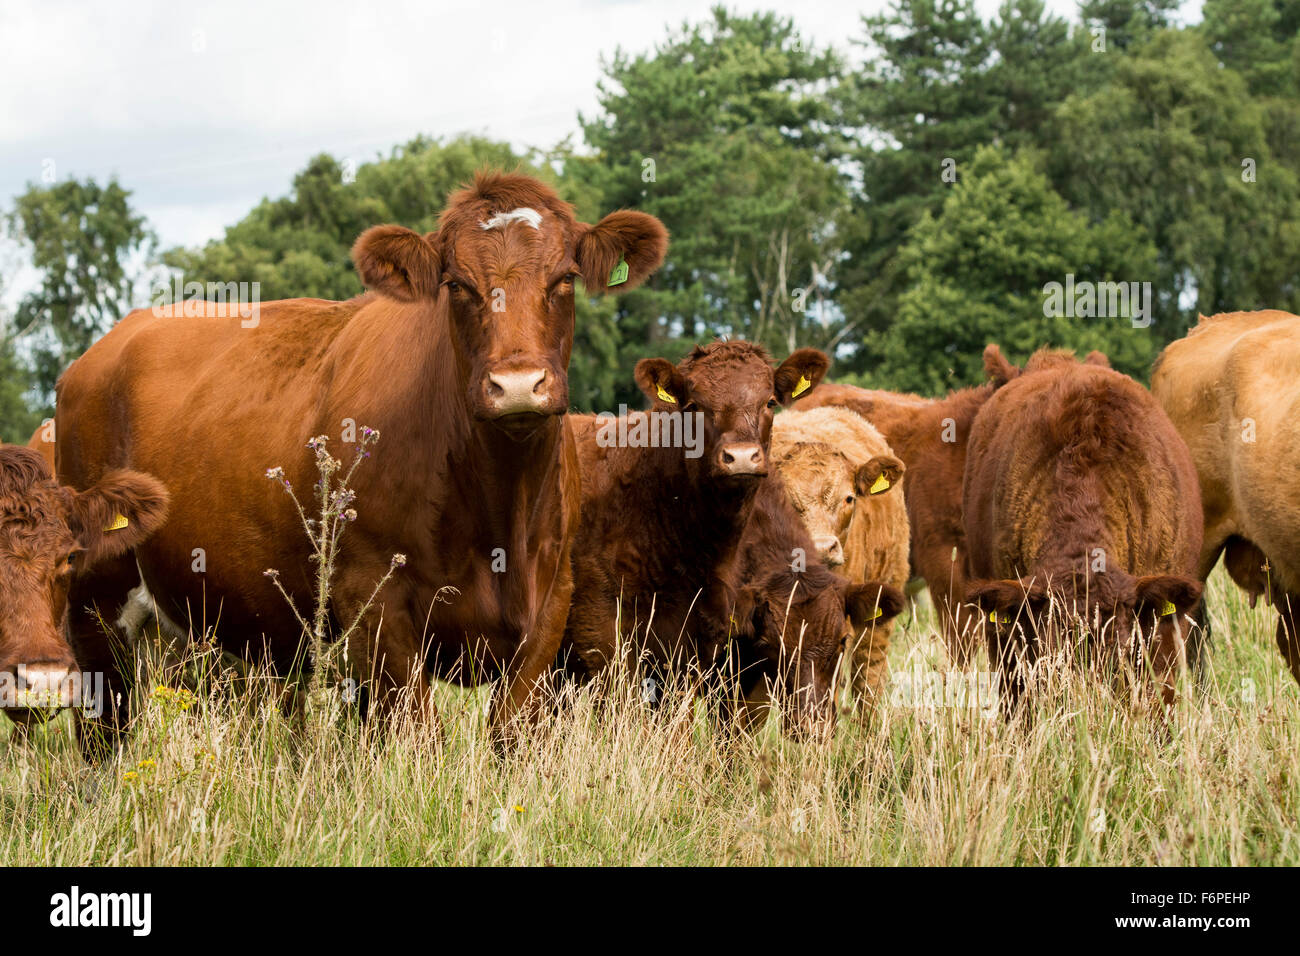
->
[263,426,405,723]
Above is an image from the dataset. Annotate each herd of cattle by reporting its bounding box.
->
[1,171,1297,757]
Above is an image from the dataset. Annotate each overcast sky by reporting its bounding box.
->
[2,0,1200,260]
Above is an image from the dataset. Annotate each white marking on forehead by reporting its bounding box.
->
[479,207,543,231]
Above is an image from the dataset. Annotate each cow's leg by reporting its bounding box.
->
[333,576,439,737]
[66,555,139,762]
[918,543,976,666]
[1276,592,1300,686]
[488,573,572,754]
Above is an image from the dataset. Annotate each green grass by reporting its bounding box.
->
[2,566,1297,865]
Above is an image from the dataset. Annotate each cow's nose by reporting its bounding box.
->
[814,535,844,566]
[486,368,549,415]
[718,443,766,476]
[16,664,72,707]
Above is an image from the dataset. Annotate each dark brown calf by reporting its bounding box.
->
[731,477,905,736]
[961,349,1204,710]
[0,445,168,723]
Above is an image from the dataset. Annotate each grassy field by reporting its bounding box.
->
[2,566,1297,866]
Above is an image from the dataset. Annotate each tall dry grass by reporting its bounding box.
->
[2,564,1296,865]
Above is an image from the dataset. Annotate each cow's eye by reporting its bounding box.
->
[64,551,78,568]
[561,272,578,285]
[766,397,778,409]
[681,400,698,413]
[844,495,855,506]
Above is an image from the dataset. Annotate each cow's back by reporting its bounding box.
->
[966,360,1201,581]
[1153,310,1300,591]
[54,296,384,648]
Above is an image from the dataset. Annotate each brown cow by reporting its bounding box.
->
[52,172,667,751]
[962,349,1204,710]
[792,344,1019,662]
[558,341,904,735]
[771,406,910,707]
[0,445,168,724]
[1151,310,1300,684]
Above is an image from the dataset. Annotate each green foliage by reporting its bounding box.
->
[163,136,549,303]
[835,0,1095,375]
[6,177,154,405]
[575,6,848,404]
[1047,29,1300,337]
[873,146,1159,392]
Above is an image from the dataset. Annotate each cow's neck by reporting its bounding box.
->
[644,445,760,569]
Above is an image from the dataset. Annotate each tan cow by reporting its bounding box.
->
[1151,310,1300,684]
[771,406,909,707]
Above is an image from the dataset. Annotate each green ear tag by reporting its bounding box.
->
[607,257,629,287]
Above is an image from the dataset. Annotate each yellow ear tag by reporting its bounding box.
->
[989,611,1010,624]
[869,473,891,495]
[871,606,883,620]
[656,382,677,404]
[104,513,129,532]
[791,375,812,398]
[1159,600,1176,617]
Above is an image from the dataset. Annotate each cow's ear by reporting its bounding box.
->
[844,581,906,629]
[68,470,170,567]
[1134,574,1202,620]
[1083,350,1111,368]
[576,211,668,295]
[966,579,1048,625]
[774,349,830,405]
[731,584,765,641]
[352,225,442,302]
[854,455,905,497]
[983,344,1020,387]
[634,358,687,407]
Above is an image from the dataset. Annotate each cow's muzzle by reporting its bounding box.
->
[480,367,566,423]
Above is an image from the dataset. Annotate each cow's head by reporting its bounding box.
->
[966,569,1202,670]
[0,446,169,721]
[773,441,904,567]
[739,569,904,738]
[635,342,829,483]
[352,172,668,438]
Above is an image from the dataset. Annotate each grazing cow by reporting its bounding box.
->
[792,344,1019,661]
[962,349,1204,709]
[558,341,904,735]
[732,477,905,734]
[1151,310,1300,684]
[52,171,667,751]
[0,445,168,724]
[771,406,910,707]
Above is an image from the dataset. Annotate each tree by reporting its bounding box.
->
[6,177,154,403]
[575,7,848,406]
[866,146,1160,394]
[1047,29,1300,337]
[835,0,1094,376]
